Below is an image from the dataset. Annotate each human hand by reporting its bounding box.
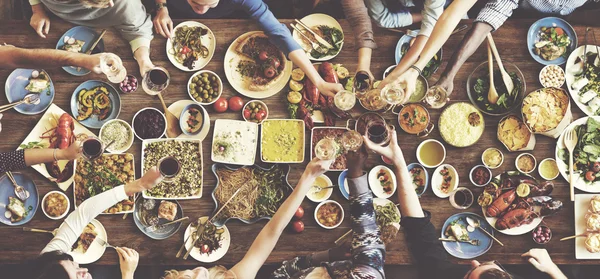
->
[137,59,155,77]
[316,80,343,98]
[85,53,104,74]
[362,130,405,168]
[153,7,173,38]
[433,75,454,98]
[116,247,139,279]
[124,166,163,196]
[346,146,368,178]
[304,157,334,179]
[59,140,83,161]
[522,249,565,278]
[30,6,51,39]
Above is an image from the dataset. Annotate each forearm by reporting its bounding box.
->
[394,157,425,218]
[547,266,567,279]
[289,49,324,86]
[1,47,93,70]
[357,47,372,72]
[30,3,44,13]
[384,35,427,83]
[341,0,377,50]
[122,273,134,279]
[440,22,492,79]
[24,148,72,167]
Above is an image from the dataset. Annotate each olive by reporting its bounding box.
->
[251,113,256,118]
[249,103,256,109]
[253,108,259,113]
[209,89,214,94]
[192,77,199,83]
[210,76,216,81]
[256,104,262,109]
[202,77,208,83]
[202,93,208,99]
[212,92,219,96]
[202,73,208,78]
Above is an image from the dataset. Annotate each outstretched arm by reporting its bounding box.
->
[341,0,377,78]
[522,249,567,279]
[230,158,332,279]
[0,141,82,174]
[0,46,101,72]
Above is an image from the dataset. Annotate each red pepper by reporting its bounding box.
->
[181,46,191,55]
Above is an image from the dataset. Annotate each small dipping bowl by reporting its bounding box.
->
[132,107,167,141]
[99,119,134,153]
[242,100,269,124]
[481,147,504,169]
[538,158,560,180]
[539,65,565,88]
[469,165,492,187]
[41,191,70,220]
[119,75,138,94]
[532,225,552,244]
[416,139,446,168]
[314,200,344,229]
[179,103,207,136]
[516,153,537,174]
[307,174,333,203]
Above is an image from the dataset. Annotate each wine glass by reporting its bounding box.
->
[424,85,449,109]
[353,71,372,98]
[99,53,127,83]
[334,90,356,111]
[142,67,170,96]
[81,136,105,161]
[157,156,181,183]
[449,187,474,209]
[340,130,363,152]
[314,138,338,160]
[365,119,394,146]
[380,82,406,105]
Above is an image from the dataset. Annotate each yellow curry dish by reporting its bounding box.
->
[261,119,305,163]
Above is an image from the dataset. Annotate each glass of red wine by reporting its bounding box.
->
[365,119,394,146]
[158,156,181,183]
[142,66,170,96]
[81,136,105,161]
[449,187,474,209]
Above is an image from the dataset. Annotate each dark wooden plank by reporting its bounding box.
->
[0,18,598,267]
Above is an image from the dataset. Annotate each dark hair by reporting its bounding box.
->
[28,251,74,279]
[479,269,513,279]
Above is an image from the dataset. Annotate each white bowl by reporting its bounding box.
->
[187,70,223,105]
[41,191,70,220]
[431,164,459,198]
[481,147,504,169]
[539,65,566,88]
[131,107,167,141]
[306,174,333,202]
[538,158,560,180]
[242,100,269,124]
[516,153,537,174]
[469,165,492,187]
[99,119,134,153]
[368,165,397,199]
[314,200,344,229]
[416,139,446,168]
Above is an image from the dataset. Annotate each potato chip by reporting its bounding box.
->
[498,116,532,151]
[522,88,568,132]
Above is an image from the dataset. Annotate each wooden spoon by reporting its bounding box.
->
[487,34,515,96]
[487,42,499,105]
[157,92,182,138]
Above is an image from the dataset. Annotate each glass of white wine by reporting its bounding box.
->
[99,53,127,84]
[334,90,356,111]
[380,82,406,105]
[340,130,363,152]
[424,85,449,109]
[314,137,338,160]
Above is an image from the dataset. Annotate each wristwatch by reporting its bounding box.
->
[156,2,167,11]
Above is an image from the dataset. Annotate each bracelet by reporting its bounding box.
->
[409,65,422,76]
[52,148,59,161]
[156,2,167,10]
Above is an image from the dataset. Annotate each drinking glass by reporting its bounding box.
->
[353,71,372,98]
[142,67,170,96]
[340,130,363,152]
[334,90,356,111]
[365,119,394,146]
[81,136,105,161]
[99,53,127,83]
[449,187,474,209]
[380,82,406,105]
[424,85,449,109]
[158,156,181,183]
[314,137,338,160]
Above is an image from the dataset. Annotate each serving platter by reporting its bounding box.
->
[373,198,401,230]
[183,216,230,263]
[441,212,493,259]
[18,104,95,191]
[56,26,105,76]
[574,194,600,259]
[224,31,292,99]
[70,80,121,129]
[69,219,107,264]
[166,21,216,72]
[0,172,39,226]
[291,13,344,61]
[565,45,600,116]
[212,119,258,166]
[5,68,54,115]
[133,197,184,240]
[261,119,305,164]
[167,100,211,141]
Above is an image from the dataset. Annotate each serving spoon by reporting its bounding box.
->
[486,42,499,105]
[487,34,515,96]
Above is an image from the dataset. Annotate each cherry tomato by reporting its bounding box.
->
[291,220,304,233]
[555,27,565,36]
[200,244,210,254]
[294,206,304,220]
[592,162,600,173]
[264,67,276,78]
[255,110,266,121]
[228,96,244,112]
[243,109,252,119]
[259,51,269,61]
[269,58,280,69]
[180,46,191,55]
[586,171,596,182]
[213,97,228,113]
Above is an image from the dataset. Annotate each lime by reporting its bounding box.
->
[477,192,493,207]
[287,91,302,104]
[289,80,304,92]
[373,80,381,89]
[516,183,530,197]
[291,68,305,81]
[336,66,349,79]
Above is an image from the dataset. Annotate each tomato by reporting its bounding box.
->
[294,206,304,220]
[255,110,266,121]
[264,67,276,78]
[555,27,565,36]
[592,162,600,173]
[259,51,269,61]
[213,97,228,113]
[291,220,304,233]
[269,58,280,69]
[586,171,596,182]
[180,46,191,55]
[200,244,210,254]
[228,96,244,112]
[243,109,252,119]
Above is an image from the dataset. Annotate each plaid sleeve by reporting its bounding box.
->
[475,0,519,31]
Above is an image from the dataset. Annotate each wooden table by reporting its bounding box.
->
[0,18,599,267]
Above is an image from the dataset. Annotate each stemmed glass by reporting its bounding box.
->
[98,53,127,83]
[142,67,170,96]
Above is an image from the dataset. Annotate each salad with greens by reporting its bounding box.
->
[472,71,522,115]
[558,117,600,183]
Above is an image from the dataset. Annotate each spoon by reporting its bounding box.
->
[466,216,504,247]
[157,92,182,138]
[311,185,336,192]
[0,94,41,113]
[6,172,30,201]
[487,34,515,96]
[486,42,499,105]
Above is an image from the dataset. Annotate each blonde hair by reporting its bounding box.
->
[162,266,236,279]
[79,0,110,7]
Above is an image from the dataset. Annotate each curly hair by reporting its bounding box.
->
[480,269,513,279]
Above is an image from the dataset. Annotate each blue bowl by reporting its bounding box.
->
[56,26,105,76]
[0,173,39,226]
[133,197,184,240]
[338,169,350,200]
[527,17,577,66]
[5,69,55,115]
[407,163,429,197]
[70,80,121,129]
[441,212,494,259]
[179,103,207,136]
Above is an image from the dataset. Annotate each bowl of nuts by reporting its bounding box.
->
[188,70,223,105]
[539,65,565,88]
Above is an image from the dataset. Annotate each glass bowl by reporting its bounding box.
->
[466,61,526,116]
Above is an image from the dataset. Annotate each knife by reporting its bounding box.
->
[294,19,334,49]
[76,29,107,72]
[145,216,189,233]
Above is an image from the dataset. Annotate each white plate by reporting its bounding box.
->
[368,166,397,199]
[166,21,216,72]
[212,119,258,165]
[291,13,344,61]
[167,100,211,141]
[183,217,230,263]
[431,164,459,198]
[141,138,203,200]
[17,104,95,191]
[69,219,107,264]
[555,116,600,193]
[224,31,292,99]
[575,194,600,259]
[373,198,401,230]
[565,45,600,116]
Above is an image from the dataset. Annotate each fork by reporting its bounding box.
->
[290,24,328,54]
[95,237,115,249]
[6,172,29,201]
[564,128,578,201]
